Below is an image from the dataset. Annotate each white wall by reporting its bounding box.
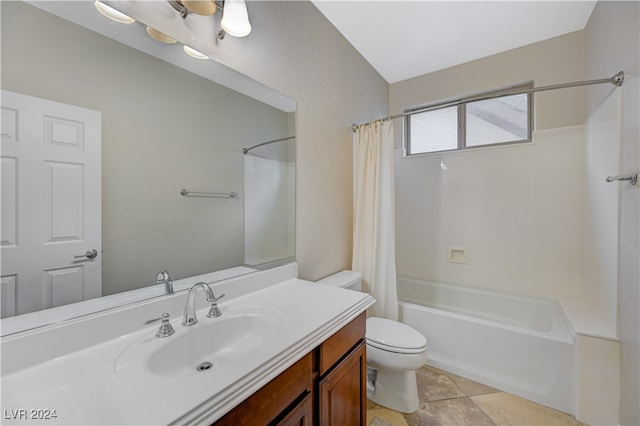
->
[244,156,295,265]
[581,89,620,332]
[390,4,639,421]
[391,32,587,298]
[395,127,584,298]
[584,2,640,424]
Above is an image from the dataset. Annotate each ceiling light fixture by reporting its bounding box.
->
[94,0,250,60]
[94,1,136,24]
[169,0,251,39]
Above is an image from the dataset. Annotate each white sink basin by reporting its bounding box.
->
[115,306,285,379]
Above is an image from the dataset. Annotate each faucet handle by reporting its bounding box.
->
[207,293,226,318]
[209,293,225,303]
[144,313,175,338]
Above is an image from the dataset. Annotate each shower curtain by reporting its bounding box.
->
[352,120,398,320]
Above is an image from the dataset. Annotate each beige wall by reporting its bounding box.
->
[1,2,290,294]
[3,1,389,288]
[391,30,586,131]
[585,2,640,424]
[201,1,389,280]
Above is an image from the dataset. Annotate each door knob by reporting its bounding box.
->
[74,249,98,259]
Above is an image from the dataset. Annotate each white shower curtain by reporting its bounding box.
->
[352,120,398,320]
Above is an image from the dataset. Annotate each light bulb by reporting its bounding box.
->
[182,0,217,16]
[183,45,209,60]
[146,27,176,44]
[94,1,135,24]
[221,0,251,37]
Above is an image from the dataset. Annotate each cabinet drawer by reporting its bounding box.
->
[213,353,312,426]
[318,312,366,375]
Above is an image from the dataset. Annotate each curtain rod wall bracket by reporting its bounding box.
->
[612,71,624,87]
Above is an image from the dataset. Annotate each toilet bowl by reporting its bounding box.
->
[317,270,428,413]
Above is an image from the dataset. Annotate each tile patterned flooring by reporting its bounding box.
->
[367,365,587,426]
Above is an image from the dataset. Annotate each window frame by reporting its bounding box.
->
[404,82,534,157]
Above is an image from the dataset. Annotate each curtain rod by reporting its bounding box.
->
[352,71,624,133]
[242,136,295,154]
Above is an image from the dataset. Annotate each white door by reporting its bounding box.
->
[1,90,101,317]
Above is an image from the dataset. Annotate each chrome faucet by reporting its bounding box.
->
[156,270,174,295]
[182,282,226,326]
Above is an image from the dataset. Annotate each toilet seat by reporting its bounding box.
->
[366,317,428,354]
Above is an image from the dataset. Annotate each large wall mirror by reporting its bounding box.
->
[0,1,296,335]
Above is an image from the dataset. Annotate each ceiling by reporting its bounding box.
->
[312,1,597,83]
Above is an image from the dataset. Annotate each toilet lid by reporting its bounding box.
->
[366,317,428,353]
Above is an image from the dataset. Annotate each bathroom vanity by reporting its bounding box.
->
[214,312,366,425]
[0,264,375,425]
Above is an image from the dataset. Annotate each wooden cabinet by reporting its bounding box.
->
[318,341,366,426]
[213,353,312,426]
[212,312,366,426]
[275,393,313,426]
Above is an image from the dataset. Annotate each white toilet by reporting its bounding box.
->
[317,270,428,413]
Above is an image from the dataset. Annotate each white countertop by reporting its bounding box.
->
[1,278,374,425]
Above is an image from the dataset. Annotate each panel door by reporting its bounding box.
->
[319,341,367,426]
[274,393,313,426]
[1,90,101,317]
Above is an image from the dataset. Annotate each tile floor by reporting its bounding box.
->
[367,365,587,426]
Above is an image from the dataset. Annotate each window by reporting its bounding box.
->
[405,84,532,156]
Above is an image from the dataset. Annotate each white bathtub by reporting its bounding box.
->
[397,276,576,414]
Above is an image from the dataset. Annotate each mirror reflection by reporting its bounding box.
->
[0,1,295,332]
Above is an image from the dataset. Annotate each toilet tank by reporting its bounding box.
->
[316,270,362,291]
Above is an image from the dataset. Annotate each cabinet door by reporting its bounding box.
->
[213,353,312,426]
[274,393,312,426]
[319,341,366,426]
